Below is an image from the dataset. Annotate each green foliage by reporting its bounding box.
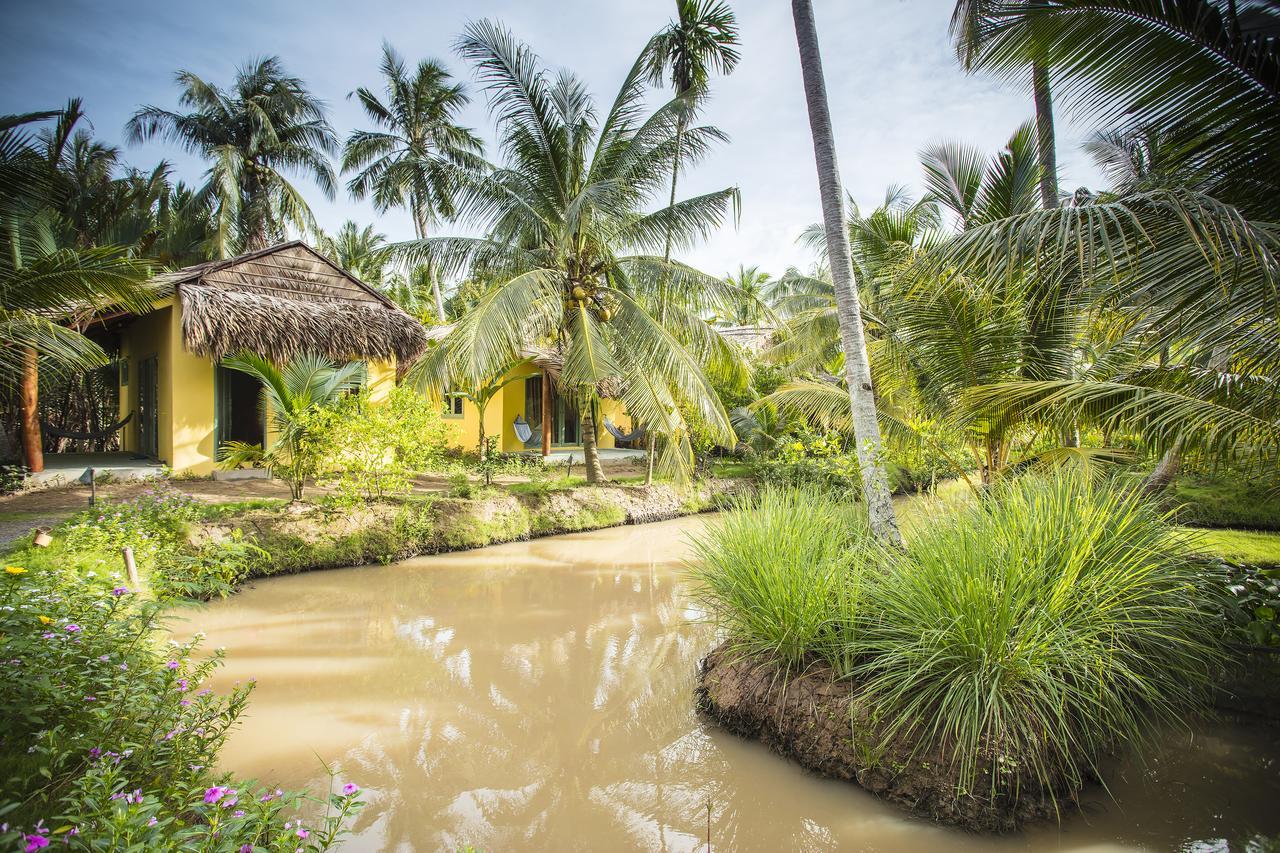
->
[217,352,366,501]
[690,472,1227,806]
[149,532,269,601]
[0,562,362,848]
[1172,475,1280,531]
[1219,562,1280,648]
[751,430,864,497]
[1187,528,1280,569]
[316,386,457,504]
[687,486,871,672]
[61,487,202,575]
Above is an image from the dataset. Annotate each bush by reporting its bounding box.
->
[0,561,362,848]
[690,472,1227,808]
[687,485,872,672]
[61,487,202,573]
[316,386,458,504]
[752,430,865,497]
[149,532,269,601]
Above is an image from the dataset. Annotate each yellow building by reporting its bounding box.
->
[81,241,635,478]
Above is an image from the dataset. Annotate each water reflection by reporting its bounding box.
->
[171,516,1280,852]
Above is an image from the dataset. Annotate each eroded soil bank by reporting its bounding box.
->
[695,642,1071,833]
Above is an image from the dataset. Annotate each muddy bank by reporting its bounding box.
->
[196,479,746,577]
[695,642,1071,833]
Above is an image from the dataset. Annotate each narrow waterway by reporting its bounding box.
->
[171,515,1280,852]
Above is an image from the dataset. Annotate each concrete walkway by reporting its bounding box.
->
[26,453,166,488]
[539,448,646,465]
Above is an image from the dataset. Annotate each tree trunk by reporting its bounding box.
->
[413,198,447,324]
[1032,63,1059,211]
[580,401,607,485]
[645,433,656,486]
[541,369,552,458]
[791,0,903,547]
[20,347,43,473]
[1142,438,1183,495]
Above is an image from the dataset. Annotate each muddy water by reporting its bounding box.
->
[172,516,1280,852]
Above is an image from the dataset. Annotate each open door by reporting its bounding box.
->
[216,365,265,451]
[136,355,159,459]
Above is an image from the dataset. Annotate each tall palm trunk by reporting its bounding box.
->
[646,117,686,487]
[20,348,43,474]
[791,0,903,547]
[1031,63,1059,210]
[581,400,607,484]
[412,195,447,323]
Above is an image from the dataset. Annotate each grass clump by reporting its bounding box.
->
[692,472,1227,811]
[688,485,871,671]
[1171,475,1280,530]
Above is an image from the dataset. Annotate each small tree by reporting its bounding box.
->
[217,352,366,501]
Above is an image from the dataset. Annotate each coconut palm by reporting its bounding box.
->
[405,20,744,485]
[317,220,392,285]
[217,351,366,500]
[126,56,338,256]
[2,109,156,471]
[721,265,772,325]
[790,0,902,545]
[343,44,485,322]
[643,0,740,484]
[951,0,1062,210]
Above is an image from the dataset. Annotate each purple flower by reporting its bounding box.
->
[88,747,101,759]
[64,624,80,633]
[24,835,49,852]
[179,699,190,707]
[233,810,244,817]
[40,633,55,640]
[112,586,129,596]
[147,817,157,827]
[341,783,359,795]
[197,688,211,696]
[165,661,179,670]
[98,655,110,662]
[295,828,309,840]
[203,786,228,804]
[120,663,128,671]
[83,695,96,702]
[240,846,253,853]
[259,793,273,802]
[177,678,188,691]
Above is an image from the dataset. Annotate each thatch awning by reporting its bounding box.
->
[164,242,428,365]
[180,284,427,364]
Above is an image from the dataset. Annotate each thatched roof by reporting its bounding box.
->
[165,242,428,365]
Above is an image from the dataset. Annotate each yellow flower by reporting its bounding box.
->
[4,566,26,575]
[38,615,53,625]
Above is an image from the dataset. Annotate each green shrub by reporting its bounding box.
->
[856,473,1226,800]
[150,532,269,601]
[687,485,872,672]
[0,561,362,848]
[61,487,202,573]
[690,473,1227,807]
[316,386,458,504]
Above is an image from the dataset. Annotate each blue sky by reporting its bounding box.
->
[3,0,1103,280]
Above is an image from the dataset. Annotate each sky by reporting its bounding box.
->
[2,0,1104,281]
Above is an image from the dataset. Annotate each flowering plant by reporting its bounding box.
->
[0,562,362,849]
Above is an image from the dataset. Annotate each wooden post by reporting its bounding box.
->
[540,368,552,458]
[121,546,140,588]
[20,347,43,473]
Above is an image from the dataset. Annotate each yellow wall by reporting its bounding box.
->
[116,302,635,473]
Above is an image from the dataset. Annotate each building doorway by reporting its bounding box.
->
[524,375,579,446]
[216,365,265,450]
[136,355,159,458]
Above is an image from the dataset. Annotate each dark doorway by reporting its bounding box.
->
[216,366,264,449]
[137,355,159,458]
[524,376,579,445]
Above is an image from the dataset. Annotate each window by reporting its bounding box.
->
[444,392,465,419]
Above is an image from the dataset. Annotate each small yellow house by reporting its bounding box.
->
[87,241,636,477]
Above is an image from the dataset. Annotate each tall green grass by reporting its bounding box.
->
[691,472,1227,805]
[687,485,872,672]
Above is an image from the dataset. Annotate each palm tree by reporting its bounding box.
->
[790,0,903,545]
[406,20,744,485]
[722,265,772,325]
[217,351,366,500]
[2,110,156,472]
[317,220,391,285]
[950,0,1061,210]
[343,44,485,322]
[126,56,338,256]
[644,0,740,484]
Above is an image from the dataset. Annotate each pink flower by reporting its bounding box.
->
[341,783,359,795]
[203,786,228,804]
[24,835,49,851]
[295,828,309,839]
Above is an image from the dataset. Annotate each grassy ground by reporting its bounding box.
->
[1182,527,1280,566]
[1171,475,1280,530]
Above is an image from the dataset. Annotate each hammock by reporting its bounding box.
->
[603,417,645,443]
[41,411,134,441]
[513,415,542,447]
